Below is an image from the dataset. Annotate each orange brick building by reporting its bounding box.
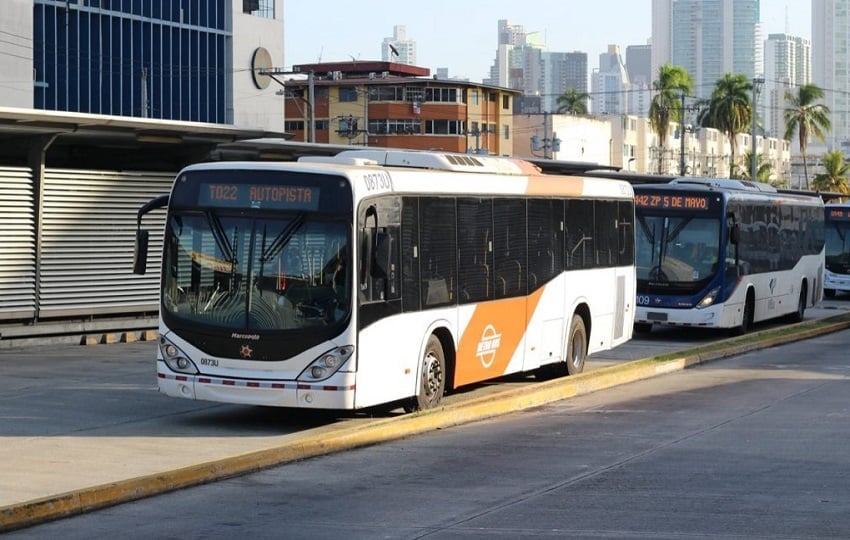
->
[282,61,520,156]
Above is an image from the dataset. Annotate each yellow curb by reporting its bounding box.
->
[3,314,850,532]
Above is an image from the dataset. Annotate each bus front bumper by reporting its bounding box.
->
[157,363,356,409]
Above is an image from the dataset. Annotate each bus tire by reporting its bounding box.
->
[633,322,653,334]
[405,334,446,413]
[566,314,587,375]
[788,283,807,323]
[825,288,836,298]
[733,292,755,335]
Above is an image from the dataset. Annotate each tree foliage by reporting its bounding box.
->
[812,150,850,194]
[555,88,590,115]
[784,83,831,189]
[649,64,693,174]
[698,73,753,168]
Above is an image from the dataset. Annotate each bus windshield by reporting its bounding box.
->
[826,218,850,272]
[636,214,721,288]
[162,211,350,331]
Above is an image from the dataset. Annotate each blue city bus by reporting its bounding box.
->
[824,202,850,297]
[633,178,824,334]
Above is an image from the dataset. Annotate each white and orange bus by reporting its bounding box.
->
[133,150,636,412]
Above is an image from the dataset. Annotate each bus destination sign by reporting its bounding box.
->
[827,207,850,221]
[635,193,714,211]
[199,183,320,210]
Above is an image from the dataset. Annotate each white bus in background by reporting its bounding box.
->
[633,178,824,334]
[824,202,850,297]
[133,150,636,412]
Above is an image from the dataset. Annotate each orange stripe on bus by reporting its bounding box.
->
[454,286,545,387]
[524,176,585,196]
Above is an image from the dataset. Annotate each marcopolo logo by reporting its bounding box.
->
[476,324,502,368]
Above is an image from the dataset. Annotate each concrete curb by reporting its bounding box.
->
[3,314,850,532]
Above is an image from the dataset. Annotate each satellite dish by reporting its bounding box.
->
[251,47,272,89]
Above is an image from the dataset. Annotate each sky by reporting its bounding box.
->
[283,0,812,82]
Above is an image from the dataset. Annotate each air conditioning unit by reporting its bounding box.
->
[381,71,389,79]
[333,71,342,81]
[368,72,376,80]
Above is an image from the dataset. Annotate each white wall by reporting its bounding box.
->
[0,0,34,108]
[232,0,285,131]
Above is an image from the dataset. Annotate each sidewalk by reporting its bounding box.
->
[3,313,850,532]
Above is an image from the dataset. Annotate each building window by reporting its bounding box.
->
[503,124,510,139]
[373,86,405,101]
[243,0,275,18]
[369,119,421,134]
[470,89,479,105]
[339,87,358,102]
[425,120,464,135]
[502,95,510,109]
[284,120,305,131]
[424,87,460,103]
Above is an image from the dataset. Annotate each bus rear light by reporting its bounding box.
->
[299,345,354,382]
[159,337,198,375]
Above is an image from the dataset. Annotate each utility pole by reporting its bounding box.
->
[751,76,764,182]
[679,91,686,175]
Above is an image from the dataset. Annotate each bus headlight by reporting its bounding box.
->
[299,345,354,382]
[696,287,720,309]
[159,337,198,374]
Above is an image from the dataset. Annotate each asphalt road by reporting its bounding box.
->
[0,299,848,534]
[7,324,850,539]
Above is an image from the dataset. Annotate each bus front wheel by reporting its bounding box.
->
[733,293,755,335]
[405,334,446,413]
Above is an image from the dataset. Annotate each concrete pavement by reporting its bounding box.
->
[2,312,850,532]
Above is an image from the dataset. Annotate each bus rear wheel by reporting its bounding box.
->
[566,314,587,375]
[788,283,807,323]
[405,334,446,413]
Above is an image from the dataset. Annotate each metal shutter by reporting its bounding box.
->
[0,168,36,320]
[40,169,173,317]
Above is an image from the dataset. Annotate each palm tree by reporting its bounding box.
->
[733,150,774,182]
[812,150,850,194]
[649,64,693,174]
[784,83,831,189]
[698,73,753,172]
[555,88,590,115]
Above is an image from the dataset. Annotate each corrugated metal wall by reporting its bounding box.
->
[0,168,173,322]
[0,168,36,319]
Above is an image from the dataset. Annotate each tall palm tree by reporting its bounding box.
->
[649,64,693,174]
[784,83,831,189]
[812,150,850,194]
[698,73,753,172]
[555,88,590,115]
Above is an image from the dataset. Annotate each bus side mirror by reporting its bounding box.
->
[133,229,150,275]
[730,223,740,245]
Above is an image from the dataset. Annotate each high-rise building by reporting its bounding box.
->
[381,25,417,66]
[652,0,760,98]
[764,34,811,138]
[543,52,588,112]
[626,44,653,117]
[591,45,629,115]
[813,0,849,151]
[0,0,284,130]
[485,20,546,100]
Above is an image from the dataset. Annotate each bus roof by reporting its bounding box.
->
[634,178,823,206]
[177,151,633,201]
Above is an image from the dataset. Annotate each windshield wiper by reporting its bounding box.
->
[259,212,307,264]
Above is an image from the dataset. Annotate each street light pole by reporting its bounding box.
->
[751,76,764,181]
